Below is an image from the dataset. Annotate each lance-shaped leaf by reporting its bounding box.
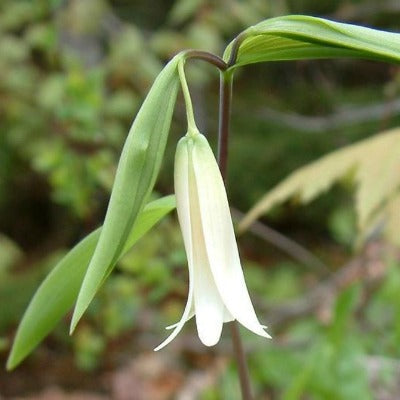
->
[7,196,175,370]
[223,15,400,67]
[70,54,183,332]
[239,128,400,239]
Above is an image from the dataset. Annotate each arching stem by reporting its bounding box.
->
[184,50,228,71]
[178,60,198,133]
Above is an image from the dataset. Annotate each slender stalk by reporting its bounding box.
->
[179,50,227,134]
[230,321,253,400]
[185,50,227,71]
[178,60,197,132]
[227,32,247,67]
[218,70,254,400]
[217,71,232,178]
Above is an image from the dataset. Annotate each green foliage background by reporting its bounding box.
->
[1,0,400,398]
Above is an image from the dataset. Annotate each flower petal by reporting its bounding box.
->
[154,283,193,351]
[223,307,234,323]
[193,257,224,346]
[174,137,194,266]
[154,139,194,351]
[188,145,224,346]
[192,134,270,339]
[165,310,194,330]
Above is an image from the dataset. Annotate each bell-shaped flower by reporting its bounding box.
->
[155,130,270,351]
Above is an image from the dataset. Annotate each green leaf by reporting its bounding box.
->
[239,128,400,239]
[6,196,175,370]
[70,54,183,332]
[282,351,317,400]
[168,0,204,24]
[224,15,400,67]
[329,284,361,345]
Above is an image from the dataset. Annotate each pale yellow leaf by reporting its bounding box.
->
[239,128,400,241]
[355,132,400,229]
[384,192,400,246]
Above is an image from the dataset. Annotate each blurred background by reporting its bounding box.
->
[1,0,400,399]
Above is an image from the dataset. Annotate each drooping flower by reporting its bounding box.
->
[155,130,270,350]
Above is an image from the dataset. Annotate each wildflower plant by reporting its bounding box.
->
[7,15,400,399]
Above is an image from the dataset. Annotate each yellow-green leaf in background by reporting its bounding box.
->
[362,191,400,246]
[239,129,400,243]
[384,193,400,246]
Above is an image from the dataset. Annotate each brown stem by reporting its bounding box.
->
[227,32,247,67]
[217,71,232,178]
[185,50,228,71]
[218,70,254,400]
[229,322,254,400]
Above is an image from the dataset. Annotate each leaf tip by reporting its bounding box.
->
[69,310,82,335]
[6,350,19,371]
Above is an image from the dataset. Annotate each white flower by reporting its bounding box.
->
[155,131,270,351]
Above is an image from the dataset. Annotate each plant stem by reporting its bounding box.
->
[178,60,198,132]
[185,50,227,71]
[217,71,232,178]
[230,321,253,400]
[227,31,247,67]
[218,70,254,400]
